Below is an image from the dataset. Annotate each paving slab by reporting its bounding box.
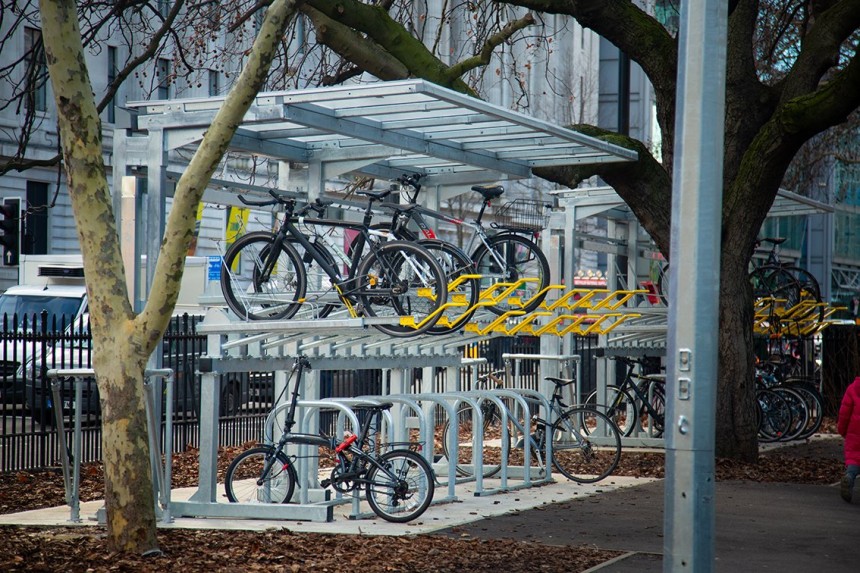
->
[0,475,654,537]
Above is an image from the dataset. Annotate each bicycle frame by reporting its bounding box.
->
[258,206,418,315]
[382,187,537,255]
[612,359,665,429]
[267,357,411,488]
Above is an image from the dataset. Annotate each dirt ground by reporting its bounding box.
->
[0,429,846,573]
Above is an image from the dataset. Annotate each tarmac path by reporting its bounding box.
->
[432,478,859,572]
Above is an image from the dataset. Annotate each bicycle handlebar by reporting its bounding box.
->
[238,192,333,218]
[237,188,292,207]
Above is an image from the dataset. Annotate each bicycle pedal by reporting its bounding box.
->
[320,479,332,488]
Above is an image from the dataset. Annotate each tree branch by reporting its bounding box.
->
[138,0,299,341]
[305,0,475,94]
[779,0,860,101]
[532,126,673,257]
[446,13,535,79]
[497,0,677,165]
[95,0,185,114]
[302,4,409,80]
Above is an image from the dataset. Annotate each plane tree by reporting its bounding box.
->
[36,0,299,554]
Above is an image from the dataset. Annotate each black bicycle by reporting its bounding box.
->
[219,189,447,337]
[584,355,666,438]
[375,174,552,316]
[224,356,435,523]
[748,237,822,310]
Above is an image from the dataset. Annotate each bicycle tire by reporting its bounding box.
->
[471,233,550,315]
[365,449,435,523]
[583,385,638,437]
[771,386,809,441]
[224,446,297,504]
[220,232,307,320]
[440,402,511,478]
[416,240,479,334]
[756,388,792,443]
[356,240,447,337]
[551,407,621,483]
[288,236,340,319]
[643,378,666,437]
[783,381,824,440]
[750,265,806,307]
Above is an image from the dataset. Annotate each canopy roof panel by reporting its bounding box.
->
[128,79,637,183]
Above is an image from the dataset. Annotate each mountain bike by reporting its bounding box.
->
[219,189,447,337]
[440,369,622,483]
[375,173,552,316]
[224,356,435,523]
[583,355,666,438]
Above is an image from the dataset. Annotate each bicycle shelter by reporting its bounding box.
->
[111,79,693,523]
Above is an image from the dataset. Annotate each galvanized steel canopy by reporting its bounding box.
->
[129,79,637,184]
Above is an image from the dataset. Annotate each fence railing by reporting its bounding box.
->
[3,312,591,473]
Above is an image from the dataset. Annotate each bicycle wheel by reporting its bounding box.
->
[750,265,808,308]
[220,232,307,320]
[365,449,435,523]
[642,378,666,437]
[551,407,621,483]
[772,386,809,441]
[416,240,479,334]
[440,401,511,478]
[756,388,792,443]
[355,240,447,337]
[784,381,824,440]
[288,237,340,319]
[583,385,637,437]
[224,446,297,504]
[471,233,550,315]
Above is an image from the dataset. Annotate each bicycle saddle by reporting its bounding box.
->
[357,189,392,201]
[471,184,504,200]
[758,237,786,245]
[544,376,575,387]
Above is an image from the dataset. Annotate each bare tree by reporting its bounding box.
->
[37,0,298,554]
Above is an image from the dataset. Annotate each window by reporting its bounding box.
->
[107,47,117,123]
[156,58,171,100]
[24,181,48,255]
[208,69,219,97]
[24,28,47,112]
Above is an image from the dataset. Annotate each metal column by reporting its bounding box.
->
[663,1,728,571]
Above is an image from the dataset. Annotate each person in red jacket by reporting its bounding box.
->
[837,376,860,503]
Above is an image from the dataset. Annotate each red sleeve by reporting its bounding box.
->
[838,383,856,437]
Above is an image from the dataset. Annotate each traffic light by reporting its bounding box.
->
[0,199,20,266]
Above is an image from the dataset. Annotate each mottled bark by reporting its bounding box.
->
[38,0,299,553]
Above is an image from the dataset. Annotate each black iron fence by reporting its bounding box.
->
[1,311,605,473]
[0,313,279,473]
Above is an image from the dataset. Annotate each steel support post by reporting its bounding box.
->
[663,1,728,571]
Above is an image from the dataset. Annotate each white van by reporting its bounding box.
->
[0,283,88,406]
[1,255,250,424]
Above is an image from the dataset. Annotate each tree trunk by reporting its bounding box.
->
[715,252,758,461]
[93,329,157,551]
[39,0,299,554]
